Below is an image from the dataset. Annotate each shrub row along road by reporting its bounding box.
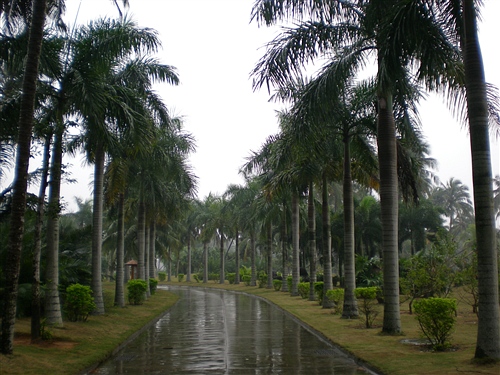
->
[92,286,376,374]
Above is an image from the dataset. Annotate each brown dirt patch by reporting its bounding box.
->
[14,332,77,349]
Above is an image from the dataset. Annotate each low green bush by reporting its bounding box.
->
[273,279,282,291]
[227,273,236,284]
[326,288,344,314]
[414,297,457,351]
[177,273,185,282]
[298,282,309,299]
[127,279,148,305]
[242,275,251,286]
[287,276,293,291]
[149,278,158,295]
[258,271,267,288]
[193,273,201,283]
[209,273,219,282]
[158,272,166,281]
[314,282,324,303]
[64,283,96,322]
[355,287,380,328]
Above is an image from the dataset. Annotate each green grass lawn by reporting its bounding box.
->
[1,280,498,375]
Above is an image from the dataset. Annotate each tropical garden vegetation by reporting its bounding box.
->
[0,0,498,368]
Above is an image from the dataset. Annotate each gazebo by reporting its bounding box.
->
[125,260,138,279]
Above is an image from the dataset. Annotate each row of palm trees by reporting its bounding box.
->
[246,0,498,360]
[0,2,196,354]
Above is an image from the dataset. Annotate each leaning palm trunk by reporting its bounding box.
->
[44,127,64,327]
[463,0,500,360]
[291,192,300,296]
[91,145,105,314]
[31,135,50,341]
[342,137,359,318]
[114,193,125,307]
[308,182,317,301]
[321,174,334,308]
[0,0,48,355]
[377,93,401,334]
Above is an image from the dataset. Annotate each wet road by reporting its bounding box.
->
[93,286,374,374]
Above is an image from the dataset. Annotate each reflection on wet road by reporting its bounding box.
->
[93,286,374,374]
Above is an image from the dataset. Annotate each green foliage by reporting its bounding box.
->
[149,278,158,295]
[64,283,96,322]
[158,271,166,281]
[242,275,251,286]
[355,287,380,328]
[355,255,382,287]
[177,273,185,282]
[298,282,309,299]
[314,282,324,303]
[127,279,148,305]
[413,298,457,351]
[273,279,282,291]
[239,266,251,278]
[326,289,344,314]
[209,273,219,282]
[287,275,292,291]
[193,273,201,283]
[40,318,53,341]
[227,273,236,284]
[258,271,267,288]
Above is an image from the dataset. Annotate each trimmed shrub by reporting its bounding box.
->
[64,283,96,322]
[177,273,185,282]
[298,282,309,299]
[227,273,236,284]
[127,279,148,305]
[158,272,166,281]
[149,278,158,295]
[414,297,457,351]
[273,279,282,291]
[258,271,267,288]
[355,287,380,328]
[326,289,344,314]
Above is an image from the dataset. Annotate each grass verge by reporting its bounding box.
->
[167,280,499,375]
[0,283,178,375]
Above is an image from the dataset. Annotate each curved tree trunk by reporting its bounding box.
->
[114,193,125,307]
[378,93,401,334]
[342,137,359,318]
[321,174,334,308]
[0,0,48,354]
[44,126,64,327]
[308,182,317,301]
[463,0,500,360]
[291,192,300,296]
[31,134,51,341]
[91,145,105,314]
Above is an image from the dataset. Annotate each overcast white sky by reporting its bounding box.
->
[6,0,500,212]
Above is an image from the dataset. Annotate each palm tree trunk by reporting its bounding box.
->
[378,93,402,334]
[31,134,51,341]
[342,137,359,318]
[321,174,334,308]
[291,192,300,296]
[219,230,225,284]
[114,193,125,307]
[250,231,257,286]
[137,198,146,281]
[235,227,240,284]
[267,221,273,289]
[203,242,208,283]
[44,126,64,327]
[145,220,151,297]
[0,0,48,355]
[308,182,317,301]
[149,220,156,280]
[463,0,500,359]
[91,145,105,314]
[281,208,289,293]
[187,232,192,282]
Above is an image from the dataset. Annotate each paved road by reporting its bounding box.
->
[93,286,375,374]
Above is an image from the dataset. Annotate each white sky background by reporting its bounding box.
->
[5,0,500,212]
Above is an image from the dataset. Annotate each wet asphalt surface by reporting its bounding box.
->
[92,286,375,374]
